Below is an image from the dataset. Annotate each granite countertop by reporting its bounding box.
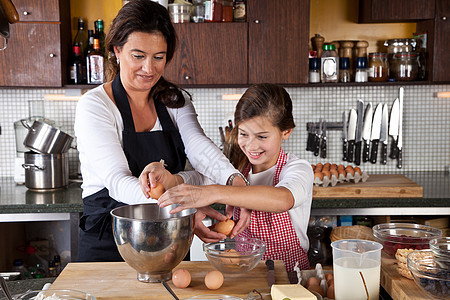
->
[0,278,56,300]
[0,172,449,215]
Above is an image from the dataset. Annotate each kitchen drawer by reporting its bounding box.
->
[11,0,60,22]
[0,23,63,87]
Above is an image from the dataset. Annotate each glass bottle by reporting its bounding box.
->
[355,57,368,82]
[86,38,104,84]
[13,259,28,280]
[309,58,320,83]
[191,0,205,23]
[69,43,85,84]
[205,0,223,22]
[368,52,389,82]
[321,44,339,83]
[233,0,246,22]
[87,30,94,55]
[54,255,62,275]
[73,18,88,59]
[339,57,351,83]
[390,52,419,81]
[48,260,57,277]
[25,245,48,278]
[222,1,233,22]
[94,19,106,56]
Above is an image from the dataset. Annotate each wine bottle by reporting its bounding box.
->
[73,18,88,58]
[69,43,85,84]
[86,38,104,84]
[94,19,106,56]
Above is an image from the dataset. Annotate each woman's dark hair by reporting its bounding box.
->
[224,83,296,170]
[105,0,186,108]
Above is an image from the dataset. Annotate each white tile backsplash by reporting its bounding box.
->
[1,84,449,177]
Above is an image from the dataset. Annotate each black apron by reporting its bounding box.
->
[77,74,186,262]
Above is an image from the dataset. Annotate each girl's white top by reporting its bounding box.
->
[180,152,314,251]
[74,85,238,204]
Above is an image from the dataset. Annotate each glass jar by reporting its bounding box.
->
[339,57,351,83]
[384,38,417,55]
[355,57,368,82]
[309,58,320,83]
[390,52,419,81]
[191,0,205,23]
[368,52,389,82]
[321,44,339,83]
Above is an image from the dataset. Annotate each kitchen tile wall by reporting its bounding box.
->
[0,84,449,178]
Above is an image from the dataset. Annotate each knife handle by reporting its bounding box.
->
[265,259,274,271]
[370,140,379,164]
[343,140,348,161]
[354,141,362,166]
[306,133,312,151]
[397,149,403,169]
[314,135,320,156]
[389,138,398,159]
[320,137,327,158]
[363,141,370,162]
[347,140,355,162]
[381,143,387,165]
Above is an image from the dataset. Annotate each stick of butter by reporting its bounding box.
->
[271,284,316,300]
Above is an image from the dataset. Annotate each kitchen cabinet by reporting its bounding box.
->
[417,0,450,82]
[358,0,435,23]
[0,0,71,87]
[164,0,309,86]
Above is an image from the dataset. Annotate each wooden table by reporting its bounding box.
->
[381,254,431,300]
[50,260,289,299]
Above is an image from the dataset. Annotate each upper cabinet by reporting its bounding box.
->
[164,0,309,86]
[359,0,435,23]
[0,0,71,87]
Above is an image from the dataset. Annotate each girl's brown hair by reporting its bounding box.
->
[224,83,295,170]
[105,0,186,108]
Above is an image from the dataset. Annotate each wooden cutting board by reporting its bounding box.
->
[313,174,423,198]
[50,260,289,299]
[381,255,431,300]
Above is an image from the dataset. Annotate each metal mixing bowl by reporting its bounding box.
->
[111,203,196,283]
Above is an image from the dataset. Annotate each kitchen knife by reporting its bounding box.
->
[265,259,275,287]
[320,122,327,158]
[347,109,357,163]
[306,123,314,152]
[354,99,365,165]
[370,103,383,164]
[397,87,404,169]
[314,120,322,157]
[342,111,348,161]
[388,98,400,159]
[361,102,373,162]
[380,104,389,165]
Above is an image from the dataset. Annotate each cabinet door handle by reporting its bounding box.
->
[254,19,260,24]
[184,75,190,80]
[49,53,56,58]
[442,16,447,21]
[23,11,31,15]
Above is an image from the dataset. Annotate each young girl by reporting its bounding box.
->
[141,83,313,274]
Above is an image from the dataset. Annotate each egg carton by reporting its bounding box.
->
[313,171,369,187]
[294,263,334,299]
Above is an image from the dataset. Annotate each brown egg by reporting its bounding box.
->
[354,166,362,175]
[172,268,191,288]
[330,169,339,178]
[314,171,324,181]
[327,284,335,299]
[325,273,333,281]
[204,270,224,290]
[346,167,355,176]
[338,169,347,176]
[322,169,331,179]
[306,276,320,288]
[315,163,323,171]
[221,249,241,264]
[327,278,334,287]
[311,164,316,171]
[149,181,165,199]
[308,284,324,296]
[330,163,337,170]
[214,219,235,236]
[323,162,331,169]
[337,164,345,170]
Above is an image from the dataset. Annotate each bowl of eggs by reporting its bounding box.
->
[203,237,266,274]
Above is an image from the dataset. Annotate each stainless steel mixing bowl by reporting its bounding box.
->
[111,203,196,283]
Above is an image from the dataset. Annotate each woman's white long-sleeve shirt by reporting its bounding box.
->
[74,85,238,204]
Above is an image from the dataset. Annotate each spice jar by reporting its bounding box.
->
[309,58,320,83]
[339,57,351,83]
[390,52,419,81]
[321,44,339,83]
[222,1,233,22]
[205,0,222,22]
[368,52,389,82]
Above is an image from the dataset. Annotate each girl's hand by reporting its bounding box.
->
[194,207,227,243]
[158,184,214,214]
[225,205,252,239]
[138,162,181,198]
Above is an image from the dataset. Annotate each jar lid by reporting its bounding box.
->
[369,52,387,57]
[309,57,320,70]
[323,44,336,51]
[339,57,350,69]
[384,38,417,47]
[356,57,368,68]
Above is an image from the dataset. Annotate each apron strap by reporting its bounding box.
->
[112,73,136,132]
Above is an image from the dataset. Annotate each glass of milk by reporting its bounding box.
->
[331,239,383,300]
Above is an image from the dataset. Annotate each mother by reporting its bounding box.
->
[74,0,247,262]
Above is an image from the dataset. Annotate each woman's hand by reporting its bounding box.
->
[138,162,182,198]
[194,207,227,243]
[158,184,214,213]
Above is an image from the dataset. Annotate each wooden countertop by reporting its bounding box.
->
[50,260,290,299]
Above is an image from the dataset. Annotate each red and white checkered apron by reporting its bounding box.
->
[233,149,310,272]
